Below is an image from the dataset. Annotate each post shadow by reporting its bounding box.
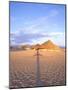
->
[34,48,44,87]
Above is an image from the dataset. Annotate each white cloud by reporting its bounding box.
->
[49,32,65,36]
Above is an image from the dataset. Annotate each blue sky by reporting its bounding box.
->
[10,2,66,47]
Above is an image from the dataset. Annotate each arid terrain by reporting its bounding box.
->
[9,2,66,88]
[9,48,66,89]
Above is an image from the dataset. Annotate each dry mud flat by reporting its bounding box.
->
[9,49,66,89]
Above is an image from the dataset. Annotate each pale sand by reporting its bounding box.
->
[9,49,66,88]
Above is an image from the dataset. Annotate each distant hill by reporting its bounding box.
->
[40,40,60,50]
[10,40,61,50]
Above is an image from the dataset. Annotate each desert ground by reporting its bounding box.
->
[9,49,66,89]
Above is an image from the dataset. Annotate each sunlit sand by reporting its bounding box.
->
[9,48,65,88]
